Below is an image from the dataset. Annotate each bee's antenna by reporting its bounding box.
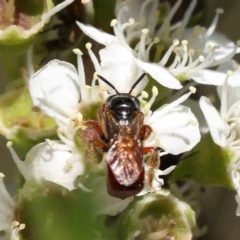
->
[97,75,119,94]
[128,73,147,94]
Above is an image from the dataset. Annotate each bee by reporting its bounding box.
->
[84,73,160,199]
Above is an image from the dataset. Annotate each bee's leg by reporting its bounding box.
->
[140,124,153,140]
[143,147,160,192]
[83,120,108,151]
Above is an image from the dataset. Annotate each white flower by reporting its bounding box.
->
[199,69,240,216]
[0,173,25,240]
[7,140,84,191]
[78,0,240,88]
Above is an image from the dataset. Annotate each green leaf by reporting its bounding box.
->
[169,134,234,189]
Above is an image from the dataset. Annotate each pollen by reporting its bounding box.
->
[189,86,197,94]
[73,48,83,56]
[85,43,92,50]
[65,163,73,170]
[189,119,197,125]
[6,141,13,148]
[0,173,5,178]
[110,19,118,27]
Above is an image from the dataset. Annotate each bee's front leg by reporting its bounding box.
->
[83,120,108,151]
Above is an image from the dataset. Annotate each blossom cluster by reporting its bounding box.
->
[0,0,240,239]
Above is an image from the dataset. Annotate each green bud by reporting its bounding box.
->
[117,193,195,240]
[0,83,56,157]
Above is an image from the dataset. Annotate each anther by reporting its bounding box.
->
[181,40,188,45]
[99,86,108,92]
[189,86,197,94]
[173,39,180,46]
[0,173,5,178]
[128,18,135,26]
[93,72,98,80]
[82,0,90,4]
[19,224,26,230]
[198,55,205,62]
[230,123,236,129]
[141,91,149,99]
[12,221,20,227]
[141,28,149,34]
[6,141,13,148]
[73,48,83,55]
[227,70,233,76]
[152,86,158,96]
[216,8,224,14]
[84,85,91,90]
[85,43,92,50]
[110,19,118,27]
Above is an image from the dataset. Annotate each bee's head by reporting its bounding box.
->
[106,94,140,119]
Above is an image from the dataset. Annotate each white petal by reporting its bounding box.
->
[89,176,131,216]
[148,105,201,155]
[100,44,147,93]
[30,60,80,122]
[76,21,117,46]
[217,84,240,111]
[184,99,209,134]
[0,178,14,231]
[26,142,85,190]
[199,96,227,147]
[191,69,226,85]
[217,60,240,87]
[205,32,236,62]
[135,59,182,89]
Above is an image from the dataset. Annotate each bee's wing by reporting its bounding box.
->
[107,139,143,186]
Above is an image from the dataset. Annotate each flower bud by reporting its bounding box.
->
[0,0,73,56]
[117,193,195,240]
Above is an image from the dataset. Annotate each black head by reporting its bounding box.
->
[97,73,146,120]
[107,94,140,120]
